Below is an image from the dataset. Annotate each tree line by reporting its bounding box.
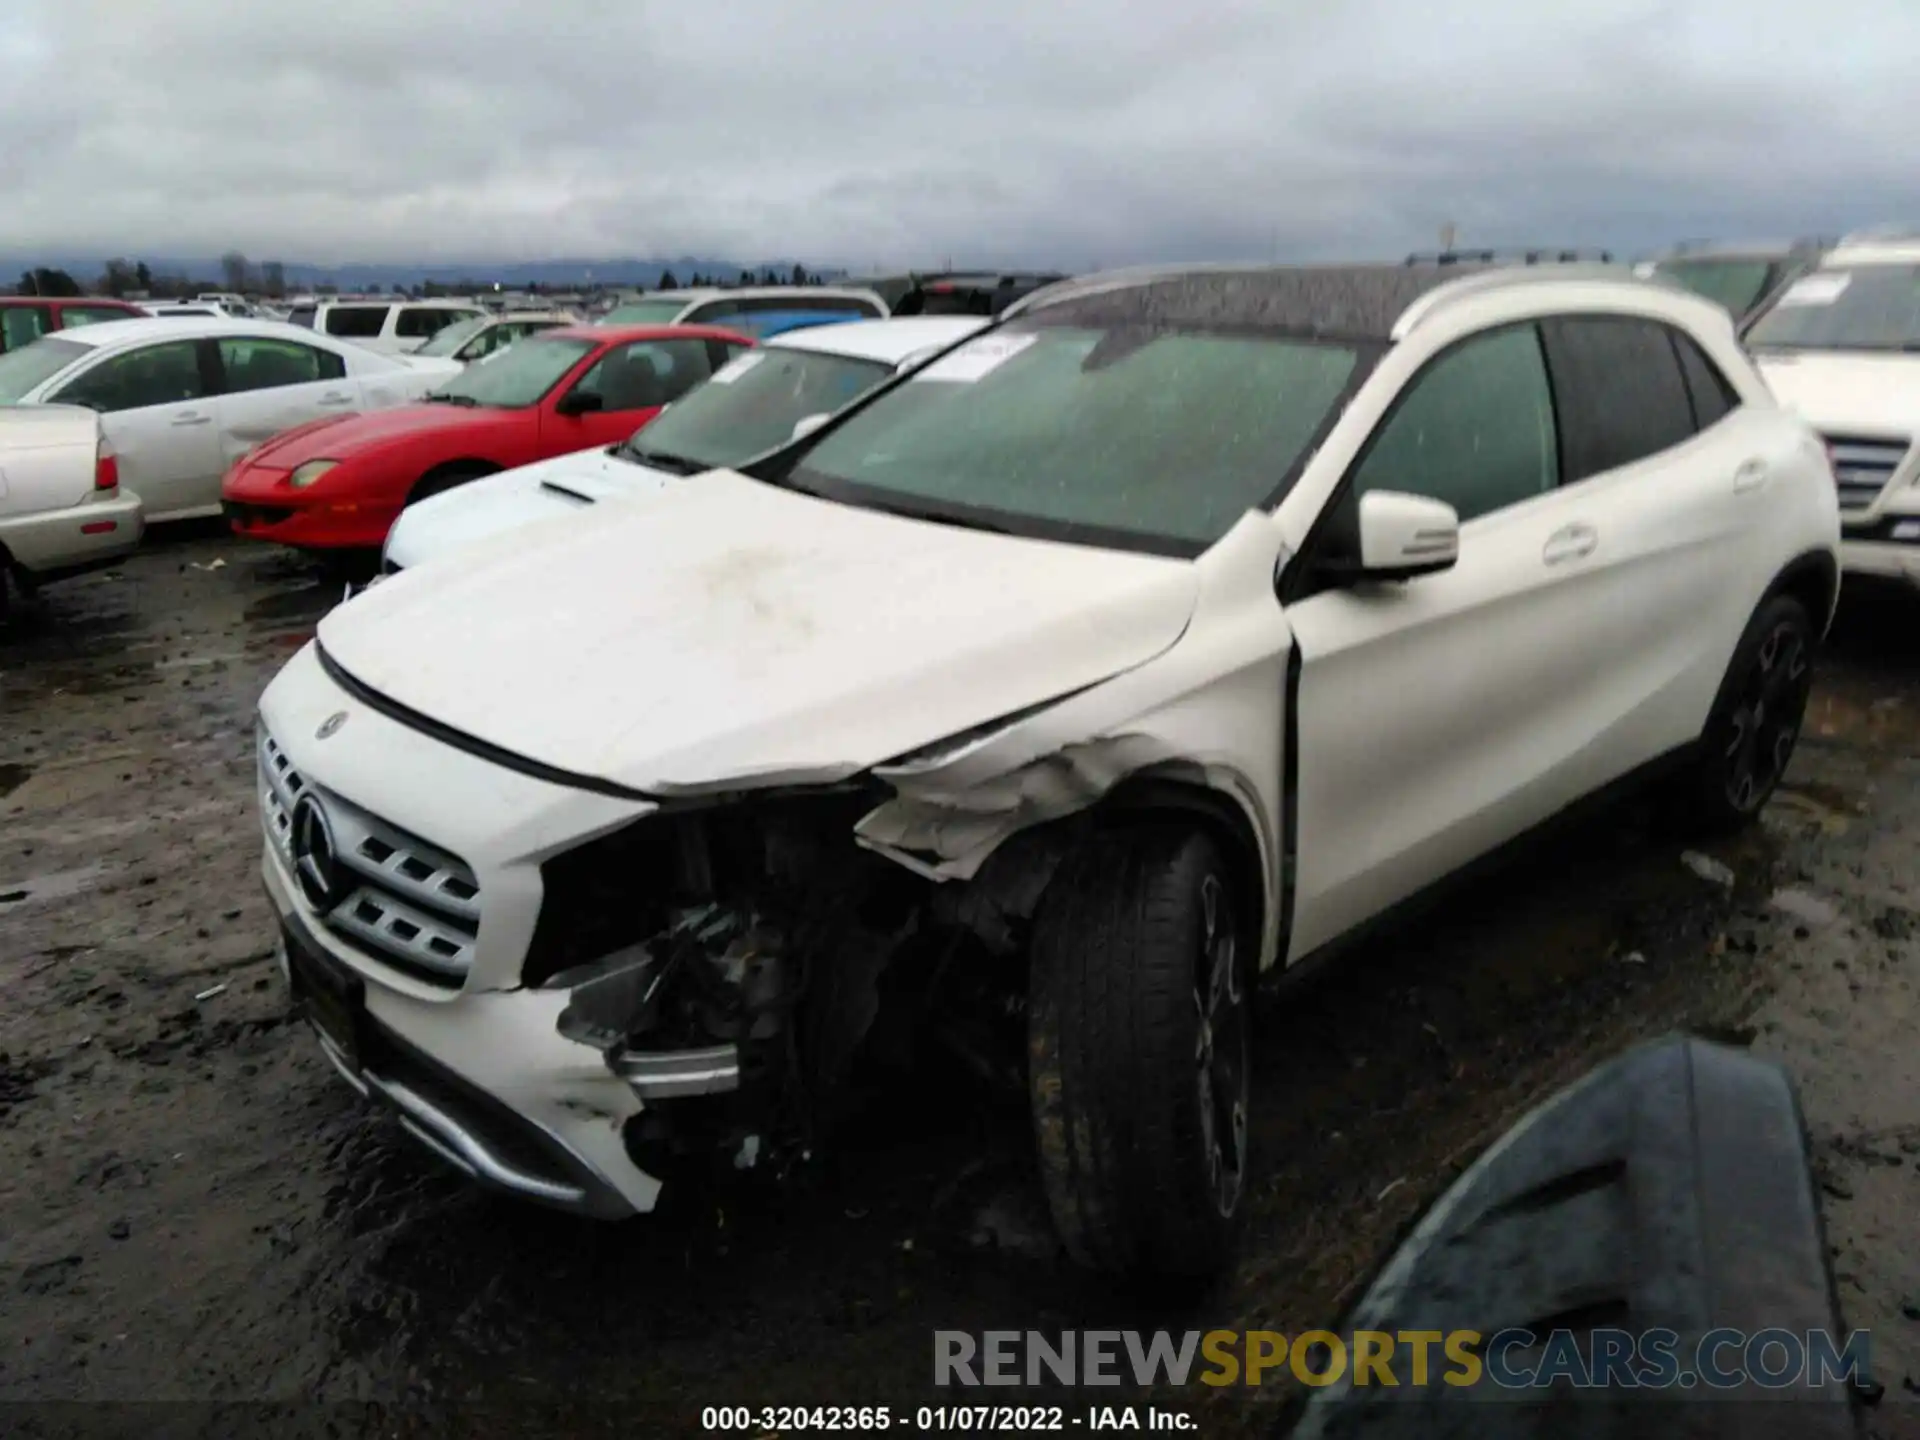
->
[15,256,824,300]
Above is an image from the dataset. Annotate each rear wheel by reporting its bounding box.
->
[1678,594,1816,833]
[1028,825,1250,1281]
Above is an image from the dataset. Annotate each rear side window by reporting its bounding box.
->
[217,337,346,391]
[1342,324,1558,527]
[1539,316,1696,484]
[60,306,135,328]
[397,307,473,339]
[287,306,317,328]
[324,305,389,338]
[1667,330,1740,431]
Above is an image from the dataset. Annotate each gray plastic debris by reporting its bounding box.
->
[1681,851,1736,887]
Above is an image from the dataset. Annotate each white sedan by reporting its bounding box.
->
[0,318,463,522]
[0,405,143,620]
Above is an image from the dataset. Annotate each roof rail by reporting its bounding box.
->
[996,260,1262,321]
[1390,263,1683,341]
[1405,247,1616,267]
[1836,224,1920,246]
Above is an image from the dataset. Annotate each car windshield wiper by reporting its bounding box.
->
[422,392,480,406]
[837,491,1017,535]
[613,441,706,475]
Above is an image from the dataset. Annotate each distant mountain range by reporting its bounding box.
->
[3,254,854,291]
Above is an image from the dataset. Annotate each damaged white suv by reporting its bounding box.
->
[257,262,1839,1280]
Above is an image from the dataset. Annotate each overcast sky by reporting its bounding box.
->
[2,0,1915,269]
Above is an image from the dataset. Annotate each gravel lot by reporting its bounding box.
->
[4,524,1919,1437]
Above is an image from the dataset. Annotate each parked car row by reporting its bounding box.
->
[250,257,1841,1284]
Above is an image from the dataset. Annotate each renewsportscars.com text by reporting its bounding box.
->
[934,1328,1872,1390]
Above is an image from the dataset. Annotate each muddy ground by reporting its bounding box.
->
[3,524,1920,1438]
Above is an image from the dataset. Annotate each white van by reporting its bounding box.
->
[284,299,487,355]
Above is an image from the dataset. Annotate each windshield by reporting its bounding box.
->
[1654,258,1775,317]
[602,298,689,325]
[1746,265,1920,352]
[428,335,594,406]
[0,336,91,403]
[789,324,1360,551]
[414,316,490,357]
[625,347,892,472]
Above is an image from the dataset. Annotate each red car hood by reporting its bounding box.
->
[241,405,490,469]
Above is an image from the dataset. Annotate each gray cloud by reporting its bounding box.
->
[2,0,1915,268]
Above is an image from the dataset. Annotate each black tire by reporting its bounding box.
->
[1677,593,1816,835]
[1285,1037,1859,1438]
[408,462,496,506]
[1028,825,1250,1281]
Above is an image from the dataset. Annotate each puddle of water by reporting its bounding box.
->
[244,585,336,626]
[0,861,110,916]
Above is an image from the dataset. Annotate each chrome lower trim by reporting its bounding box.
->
[362,1070,588,1208]
[616,1043,741,1099]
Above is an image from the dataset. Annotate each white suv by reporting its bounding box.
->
[1744,230,1920,586]
[256,263,1838,1280]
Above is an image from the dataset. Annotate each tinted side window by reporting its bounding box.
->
[287,306,317,328]
[569,338,715,410]
[60,306,135,328]
[397,307,472,338]
[1667,329,1740,431]
[324,305,389,338]
[2,306,51,352]
[217,337,345,392]
[53,340,209,411]
[1340,324,1559,530]
[1539,316,1696,483]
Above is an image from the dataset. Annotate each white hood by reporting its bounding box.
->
[324,471,1198,793]
[1756,352,1920,439]
[383,446,674,571]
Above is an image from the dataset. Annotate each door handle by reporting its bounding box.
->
[171,412,211,426]
[1542,522,1598,566]
[318,392,353,406]
[1733,458,1769,493]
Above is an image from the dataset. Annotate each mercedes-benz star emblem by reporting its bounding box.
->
[290,794,346,912]
[315,711,348,740]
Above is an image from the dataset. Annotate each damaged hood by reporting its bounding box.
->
[319,470,1199,792]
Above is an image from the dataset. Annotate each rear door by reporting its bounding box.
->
[1532,314,1790,765]
[542,336,719,450]
[208,334,358,466]
[47,338,224,519]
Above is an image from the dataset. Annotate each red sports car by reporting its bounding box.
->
[221,323,753,550]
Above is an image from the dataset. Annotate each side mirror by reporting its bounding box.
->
[790,412,830,441]
[554,390,603,417]
[1350,490,1459,582]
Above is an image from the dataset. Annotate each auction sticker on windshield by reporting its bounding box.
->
[1775,274,1851,307]
[709,351,766,384]
[917,332,1038,383]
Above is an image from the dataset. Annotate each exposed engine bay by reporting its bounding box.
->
[534,789,1068,1186]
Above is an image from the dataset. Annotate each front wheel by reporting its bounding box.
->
[1028,825,1250,1281]
[1679,593,1816,834]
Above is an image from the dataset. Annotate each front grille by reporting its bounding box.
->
[223,500,294,528]
[259,728,481,986]
[1824,434,1909,513]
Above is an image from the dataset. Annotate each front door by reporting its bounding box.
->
[543,337,720,452]
[1283,322,1601,957]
